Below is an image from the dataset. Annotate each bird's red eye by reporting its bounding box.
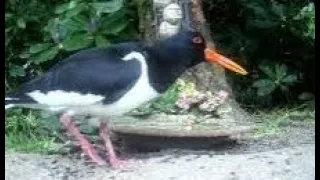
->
[192,37,203,44]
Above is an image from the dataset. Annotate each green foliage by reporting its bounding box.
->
[5,110,59,153]
[203,0,315,107]
[5,0,139,90]
[292,2,315,39]
[253,105,315,136]
[20,0,138,65]
[5,0,61,88]
[129,79,197,115]
[152,79,197,112]
[252,63,298,96]
[151,86,180,113]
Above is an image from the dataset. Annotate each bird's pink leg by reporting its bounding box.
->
[60,114,106,166]
[99,121,125,168]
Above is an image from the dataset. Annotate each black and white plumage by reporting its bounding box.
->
[6,43,158,116]
[5,30,247,168]
[6,32,208,115]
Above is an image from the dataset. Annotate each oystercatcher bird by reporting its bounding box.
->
[5,30,247,168]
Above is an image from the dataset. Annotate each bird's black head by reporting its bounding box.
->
[147,30,248,92]
[155,30,248,75]
[156,31,205,67]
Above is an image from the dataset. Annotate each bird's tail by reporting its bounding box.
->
[5,96,19,110]
[5,92,33,110]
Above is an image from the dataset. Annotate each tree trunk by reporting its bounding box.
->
[139,0,251,121]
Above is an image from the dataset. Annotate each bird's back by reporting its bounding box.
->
[5,42,160,115]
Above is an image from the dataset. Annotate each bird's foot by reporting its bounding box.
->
[109,157,127,169]
[109,156,140,169]
[99,121,136,169]
[80,152,107,167]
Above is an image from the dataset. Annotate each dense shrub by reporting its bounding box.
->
[5,0,139,90]
[203,0,315,107]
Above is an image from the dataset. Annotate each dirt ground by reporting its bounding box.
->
[5,125,315,180]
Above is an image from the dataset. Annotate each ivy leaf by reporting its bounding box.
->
[275,64,287,80]
[55,3,69,14]
[65,3,87,18]
[29,43,53,54]
[249,18,279,28]
[271,3,285,18]
[252,79,274,88]
[60,16,88,34]
[282,74,298,84]
[62,33,94,51]
[247,2,269,19]
[9,64,25,77]
[95,35,110,48]
[19,51,31,59]
[252,79,276,96]
[5,13,13,21]
[107,20,128,35]
[258,64,276,79]
[257,83,276,96]
[91,0,123,14]
[5,28,12,34]
[5,34,13,48]
[17,18,26,29]
[32,46,59,64]
[101,10,128,35]
[55,0,78,14]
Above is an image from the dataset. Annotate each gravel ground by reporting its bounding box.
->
[5,126,315,180]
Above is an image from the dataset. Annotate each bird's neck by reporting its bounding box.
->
[145,47,195,93]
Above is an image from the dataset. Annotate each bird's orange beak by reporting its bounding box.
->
[204,48,248,75]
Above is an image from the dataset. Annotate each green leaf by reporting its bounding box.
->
[55,3,69,14]
[60,16,88,33]
[55,0,78,14]
[29,43,53,54]
[282,74,298,84]
[250,18,279,28]
[9,64,25,77]
[32,46,59,64]
[5,37,12,48]
[258,64,276,79]
[5,13,13,21]
[101,10,129,34]
[17,18,26,29]
[298,92,314,101]
[62,33,94,51]
[108,20,128,34]
[257,82,276,96]
[253,77,277,96]
[271,2,285,18]
[72,15,89,28]
[91,0,123,14]
[5,28,12,33]
[5,28,14,47]
[19,51,31,59]
[279,85,288,92]
[252,79,274,88]
[246,2,270,19]
[275,64,287,79]
[65,3,87,18]
[95,35,110,47]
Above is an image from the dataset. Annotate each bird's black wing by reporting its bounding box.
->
[7,43,144,105]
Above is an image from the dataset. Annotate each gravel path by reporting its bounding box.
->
[5,127,315,180]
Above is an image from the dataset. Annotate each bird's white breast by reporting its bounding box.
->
[96,51,160,116]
